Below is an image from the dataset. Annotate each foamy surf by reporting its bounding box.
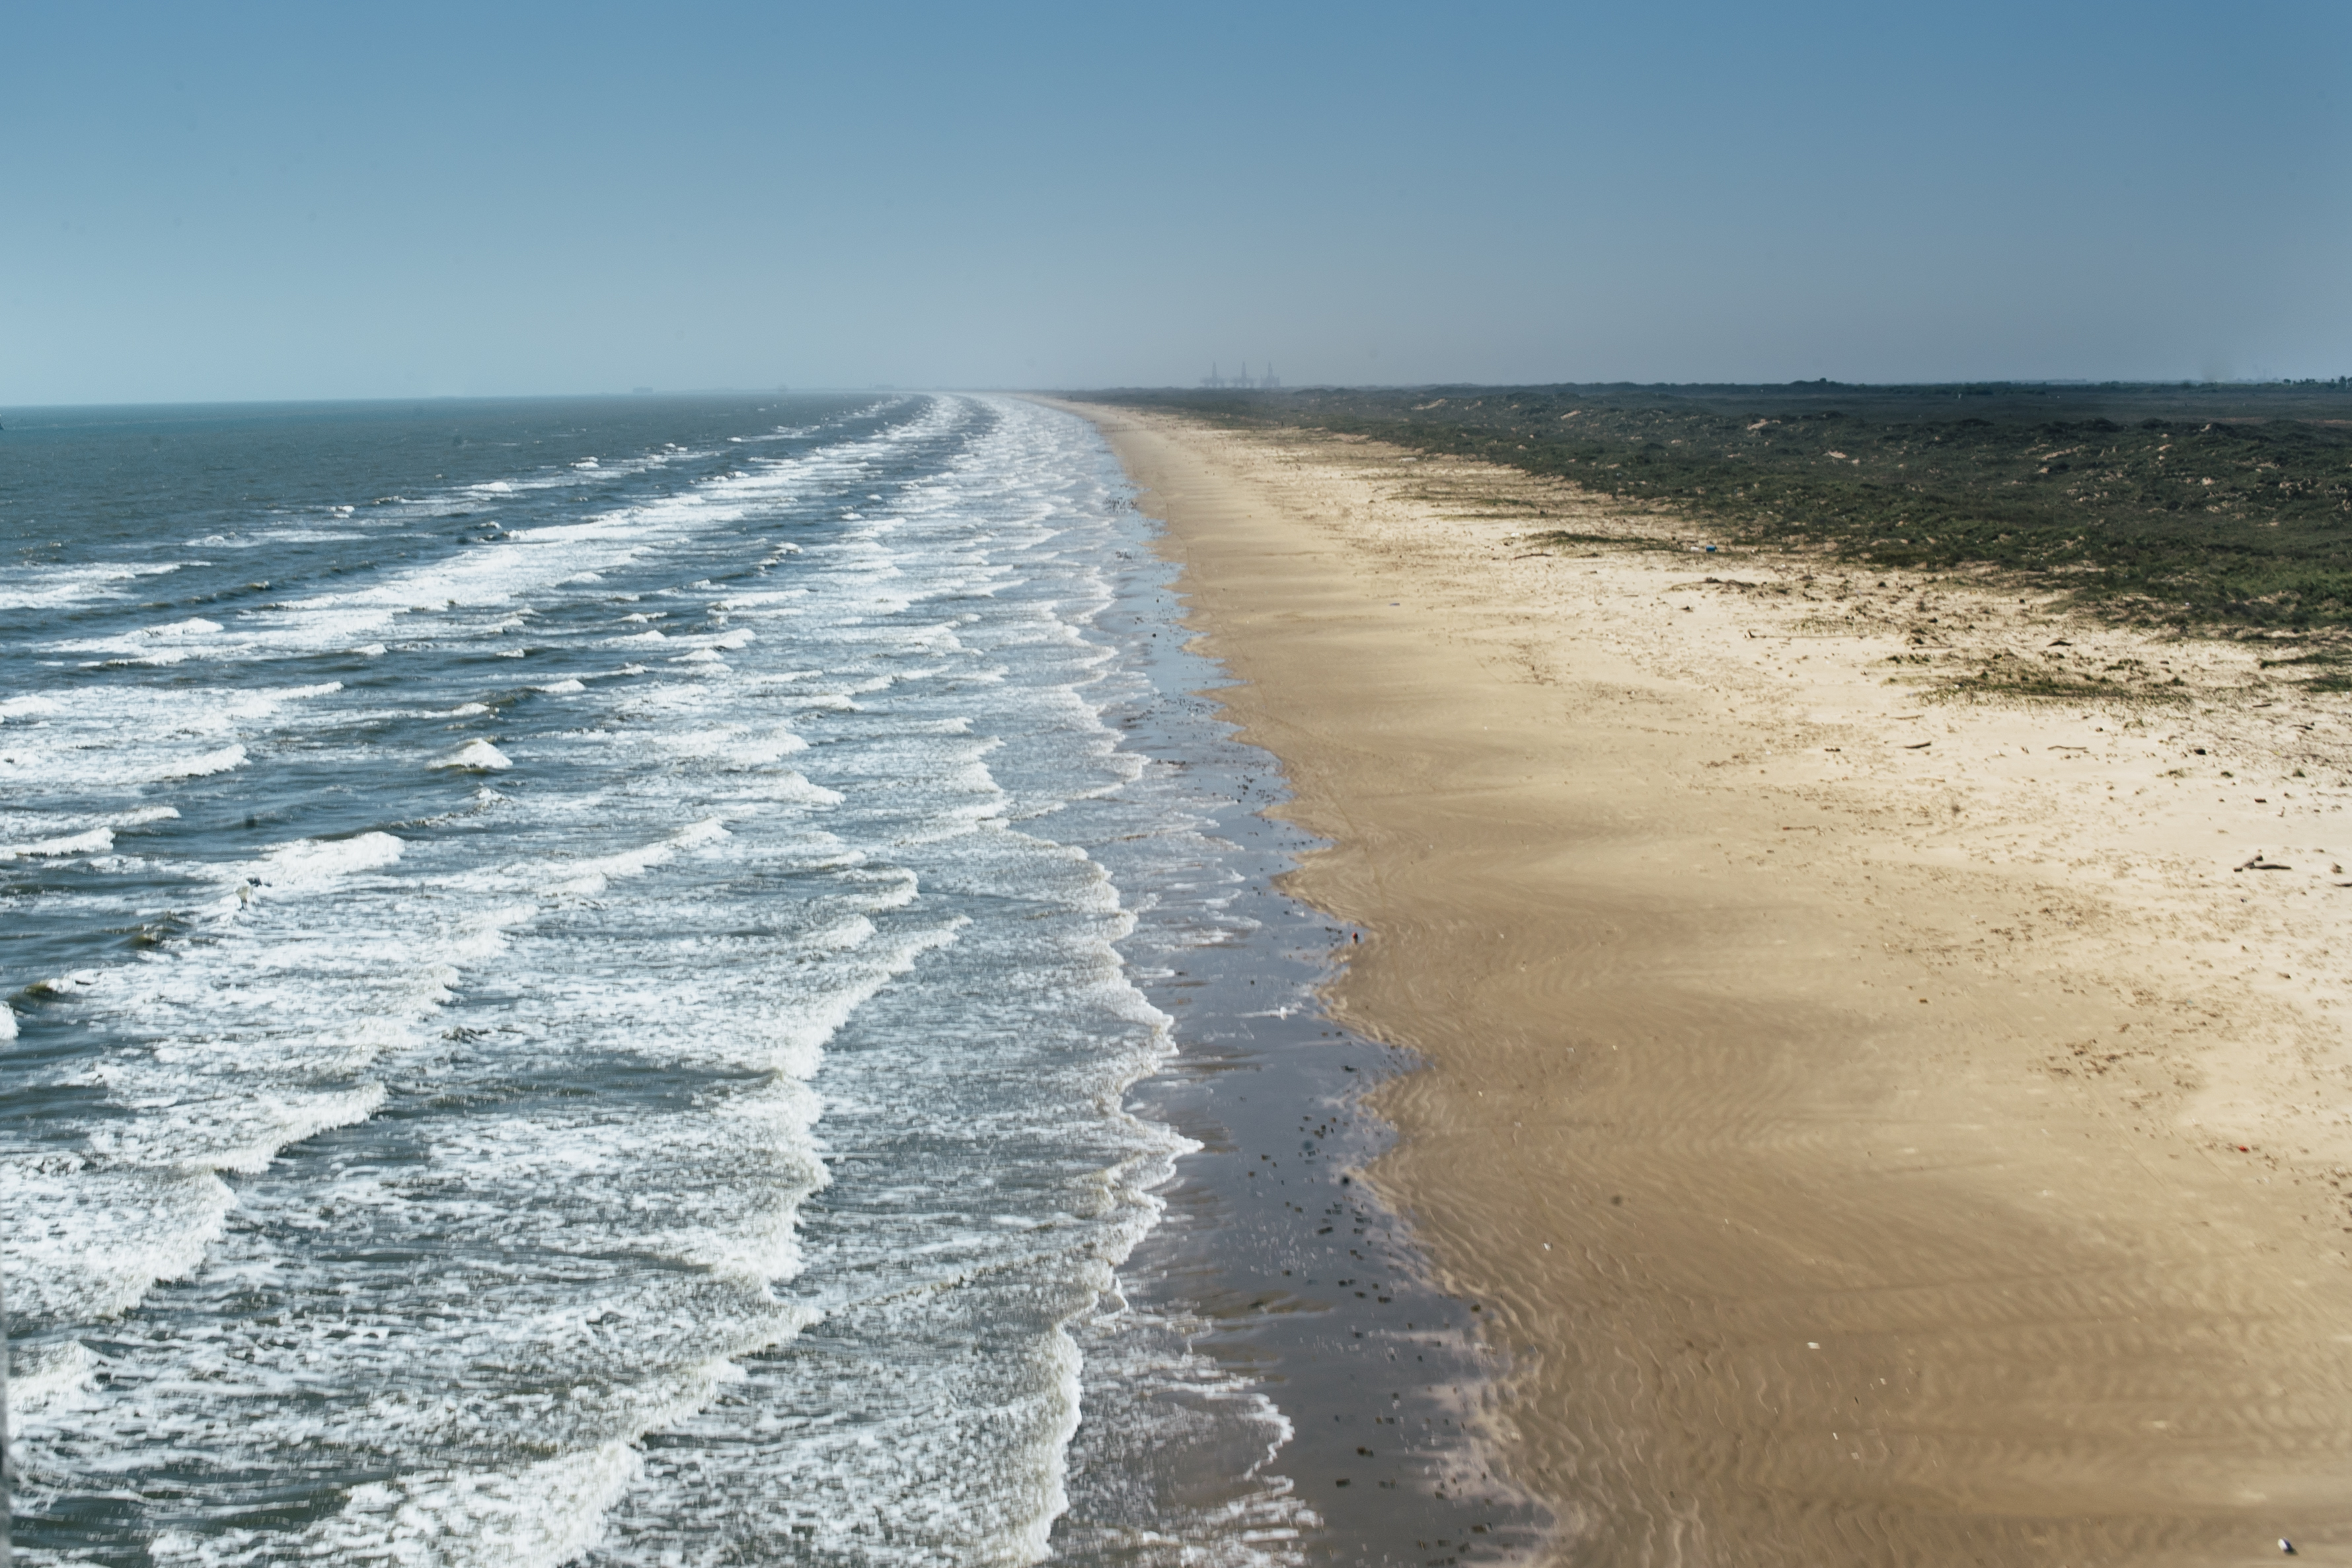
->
[434,738,513,770]
[1,392,1316,1567]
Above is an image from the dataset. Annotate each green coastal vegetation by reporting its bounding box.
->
[1089,381,2352,638]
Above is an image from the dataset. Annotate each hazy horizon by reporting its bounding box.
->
[9,371,2351,419]
[6,0,2348,406]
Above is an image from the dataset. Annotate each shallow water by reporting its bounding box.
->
[0,393,1538,1565]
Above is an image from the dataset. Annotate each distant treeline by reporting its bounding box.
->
[1084,381,2352,632]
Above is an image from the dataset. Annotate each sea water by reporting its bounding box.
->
[0,394,1536,1567]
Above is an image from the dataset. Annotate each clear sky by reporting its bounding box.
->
[5,1,2347,403]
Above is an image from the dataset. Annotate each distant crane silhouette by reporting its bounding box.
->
[1199,360,1281,390]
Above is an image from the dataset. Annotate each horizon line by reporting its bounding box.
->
[6,375,2350,415]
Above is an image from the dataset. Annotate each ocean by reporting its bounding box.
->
[0,394,1539,1566]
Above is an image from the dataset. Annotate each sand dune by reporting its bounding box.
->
[1063,400,2352,1567]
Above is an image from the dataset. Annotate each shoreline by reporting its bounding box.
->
[1058,398,2352,1565]
[1059,472,1546,1563]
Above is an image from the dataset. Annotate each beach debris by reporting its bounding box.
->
[2280,1540,2295,1555]
[1902,741,1932,750]
[2233,853,2292,872]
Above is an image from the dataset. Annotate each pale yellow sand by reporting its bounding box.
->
[1059,400,2352,1567]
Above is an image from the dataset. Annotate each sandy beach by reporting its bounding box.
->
[1059,400,2352,1566]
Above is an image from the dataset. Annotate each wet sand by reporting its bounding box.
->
[1057,400,2352,1567]
[1056,515,1546,1565]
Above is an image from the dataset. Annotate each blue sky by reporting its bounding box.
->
[5,1,2347,401]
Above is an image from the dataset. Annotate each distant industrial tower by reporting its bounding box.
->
[1199,360,1281,390]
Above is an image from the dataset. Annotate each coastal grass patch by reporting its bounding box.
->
[2256,644,2352,692]
[1086,379,2352,636]
[1517,529,1688,553]
[1927,648,2193,703]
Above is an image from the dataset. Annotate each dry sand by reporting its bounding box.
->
[1056,400,2352,1567]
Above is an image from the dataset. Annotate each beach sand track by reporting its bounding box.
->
[1055,399,2352,1567]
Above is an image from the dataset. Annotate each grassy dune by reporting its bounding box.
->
[1087,381,2352,632]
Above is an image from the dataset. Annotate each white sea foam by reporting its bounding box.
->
[0,685,332,792]
[250,830,405,891]
[434,739,512,771]
[153,1440,651,1568]
[531,817,732,899]
[7,393,1314,1566]
[161,743,247,778]
[0,560,187,612]
[1,827,112,860]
